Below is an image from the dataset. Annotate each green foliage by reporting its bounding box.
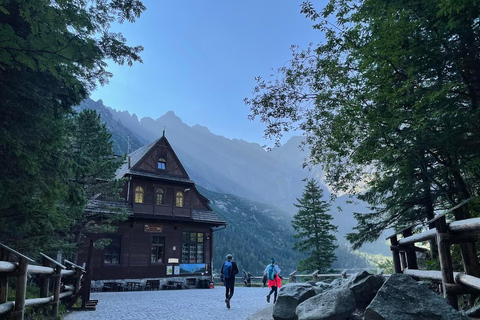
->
[0,0,144,92]
[292,179,337,273]
[66,110,128,252]
[77,98,145,156]
[375,257,394,275]
[246,0,480,250]
[0,0,143,255]
[332,243,374,270]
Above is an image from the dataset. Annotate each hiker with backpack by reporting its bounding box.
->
[221,253,239,309]
[264,257,282,304]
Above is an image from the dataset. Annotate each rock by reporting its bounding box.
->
[295,287,356,320]
[247,305,274,320]
[347,308,364,320]
[329,270,384,308]
[348,273,385,308]
[341,271,371,289]
[330,278,345,288]
[313,282,332,295]
[364,273,469,320]
[273,283,317,320]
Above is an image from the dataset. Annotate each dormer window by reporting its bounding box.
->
[156,188,164,205]
[135,186,144,203]
[157,158,166,170]
[176,191,184,207]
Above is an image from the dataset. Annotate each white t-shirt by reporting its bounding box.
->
[264,264,281,275]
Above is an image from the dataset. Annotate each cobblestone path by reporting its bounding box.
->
[64,286,272,320]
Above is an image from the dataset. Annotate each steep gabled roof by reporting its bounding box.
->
[115,135,190,180]
[115,138,160,179]
[115,135,213,211]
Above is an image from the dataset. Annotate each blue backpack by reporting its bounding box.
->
[267,264,276,280]
[223,261,233,279]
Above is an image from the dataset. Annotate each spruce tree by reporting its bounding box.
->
[292,179,337,273]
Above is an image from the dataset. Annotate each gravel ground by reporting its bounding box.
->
[64,286,274,320]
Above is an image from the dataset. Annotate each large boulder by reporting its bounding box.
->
[348,273,385,308]
[273,283,317,320]
[364,273,469,320]
[295,287,356,320]
[331,271,384,308]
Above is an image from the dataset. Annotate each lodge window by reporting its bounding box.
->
[176,191,184,207]
[157,158,166,170]
[135,186,144,203]
[156,188,164,205]
[181,232,204,264]
[151,236,165,263]
[104,236,121,264]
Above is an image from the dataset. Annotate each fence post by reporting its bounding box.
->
[312,270,319,283]
[289,271,296,283]
[82,239,94,309]
[389,235,402,273]
[402,228,418,270]
[13,257,28,320]
[40,256,50,299]
[0,248,9,304]
[399,250,407,271]
[51,264,63,316]
[436,216,457,309]
[73,267,82,296]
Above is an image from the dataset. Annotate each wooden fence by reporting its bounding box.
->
[288,270,349,283]
[387,198,480,309]
[214,269,350,286]
[0,242,87,320]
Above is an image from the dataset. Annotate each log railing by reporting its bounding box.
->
[214,269,349,285]
[288,270,349,283]
[0,243,85,320]
[387,198,480,309]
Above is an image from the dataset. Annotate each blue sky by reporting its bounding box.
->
[91,0,322,145]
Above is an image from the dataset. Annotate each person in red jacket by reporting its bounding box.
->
[264,257,282,304]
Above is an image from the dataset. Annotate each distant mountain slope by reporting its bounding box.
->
[198,186,303,275]
[76,99,145,155]
[78,98,389,256]
[104,103,320,212]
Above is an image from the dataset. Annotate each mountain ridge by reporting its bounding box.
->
[78,98,390,266]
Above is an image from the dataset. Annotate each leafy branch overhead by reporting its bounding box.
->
[0,0,145,92]
[246,0,480,250]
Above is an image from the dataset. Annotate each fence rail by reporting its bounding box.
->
[0,242,86,320]
[387,198,480,310]
[214,270,350,286]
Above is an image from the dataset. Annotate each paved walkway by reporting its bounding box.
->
[64,287,274,320]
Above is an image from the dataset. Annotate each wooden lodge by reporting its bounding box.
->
[76,134,226,288]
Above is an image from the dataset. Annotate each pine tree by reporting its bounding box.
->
[292,179,337,273]
[65,110,128,254]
